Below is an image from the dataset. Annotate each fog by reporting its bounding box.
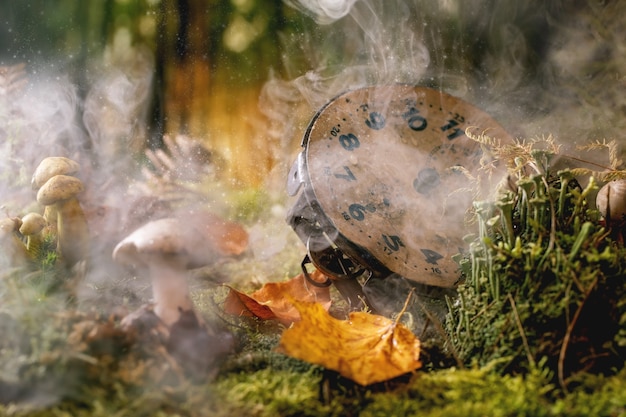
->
[0,0,624,408]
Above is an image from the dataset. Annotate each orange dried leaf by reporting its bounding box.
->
[191,211,249,256]
[224,271,331,325]
[223,289,278,321]
[278,301,421,386]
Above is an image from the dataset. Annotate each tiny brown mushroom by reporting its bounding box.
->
[19,212,47,255]
[37,175,89,266]
[31,156,80,190]
[0,217,29,269]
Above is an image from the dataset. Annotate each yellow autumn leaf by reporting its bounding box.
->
[278,301,421,386]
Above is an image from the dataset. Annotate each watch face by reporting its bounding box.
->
[303,85,513,287]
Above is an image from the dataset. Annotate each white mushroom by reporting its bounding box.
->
[596,179,626,225]
[19,212,47,255]
[112,217,211,326]
[37,174,89,266]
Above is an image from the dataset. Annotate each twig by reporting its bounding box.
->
[507,293,534,367]
[394,288,415,324]
[558,276,598,393]
[561,153,614,172]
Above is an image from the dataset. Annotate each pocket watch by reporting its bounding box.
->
[286,84,513,308]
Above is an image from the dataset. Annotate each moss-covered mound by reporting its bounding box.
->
[446,149,626,388]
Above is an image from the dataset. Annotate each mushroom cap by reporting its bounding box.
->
[0,217,22,235]
[32,157,80,190]
[0,217,28,266]
[113,217,214,270]
[596,179,626,221]
[19,213,46,235]
[37,175,84,206]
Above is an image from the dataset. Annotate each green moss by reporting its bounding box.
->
[213,368,327,417]
[446,143,626,387]
[361,366,552,417]
[2,310,626,417]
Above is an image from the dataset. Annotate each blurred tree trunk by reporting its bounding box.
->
[153,0,289,187]
[159,0,212,137]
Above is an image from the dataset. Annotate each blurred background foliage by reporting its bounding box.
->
[1,1,624,187]
[0,0,313,187]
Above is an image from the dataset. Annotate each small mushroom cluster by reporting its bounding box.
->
[0,153,246,380]
[32,157,89,267]
[0,157,89,268]
[0,156,89,272]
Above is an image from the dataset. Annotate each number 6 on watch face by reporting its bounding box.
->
[302,85,513,287]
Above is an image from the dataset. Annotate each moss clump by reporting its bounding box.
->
[446,148,626,388]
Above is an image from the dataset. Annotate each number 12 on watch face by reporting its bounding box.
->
[305,85,513,287]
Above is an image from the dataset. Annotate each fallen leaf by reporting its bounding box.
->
[224,271,331,325]
[187,210,249,256]
[278,301,421,386]
[223,289,278,321]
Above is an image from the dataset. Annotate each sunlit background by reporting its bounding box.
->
[2,0,624,191]
[1,0,312,188]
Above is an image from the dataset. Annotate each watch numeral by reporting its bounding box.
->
[413,168,440,195]
[365,112,386,130]
[343,203,376,221]
[420,248,444,265]
[339,133,360,151]
[402,107,427,131]
[382,234,404,253]
[440,119,464,140]
[333,166,356,181]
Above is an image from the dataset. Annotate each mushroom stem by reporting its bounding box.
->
[149,255,194,326]
[36,174,89,267]
[25,235,43,255]
[56,198,89,266]
[23,231,45,261]
[19,213,47,259]
[42,206,58,236]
